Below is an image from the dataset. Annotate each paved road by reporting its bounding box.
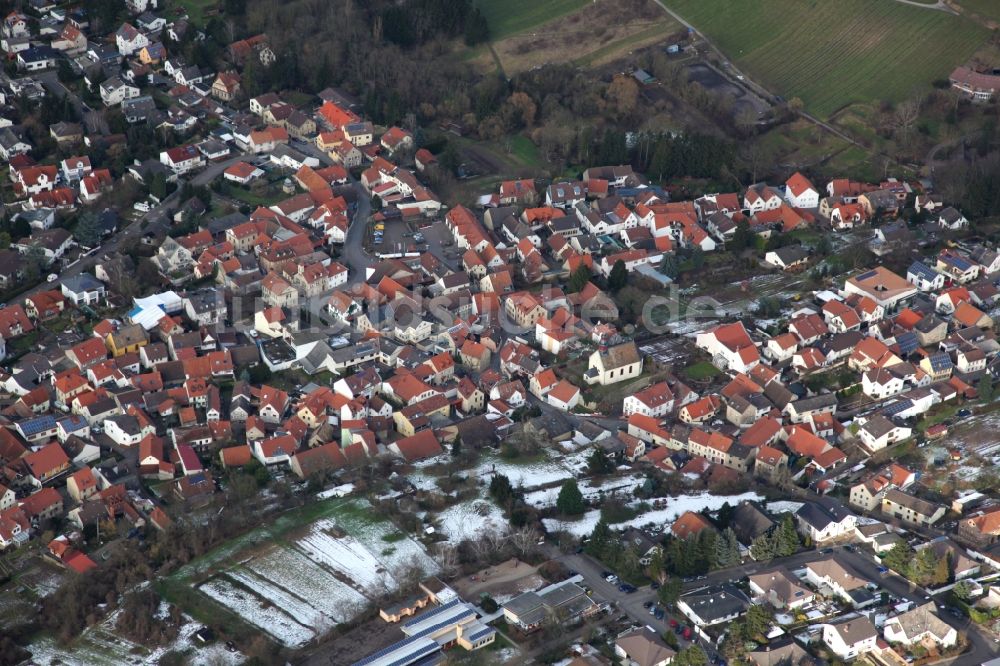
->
[342,181,372,286]
[12,155,249,308]
[554,544,998,665]
[36,70,104,135]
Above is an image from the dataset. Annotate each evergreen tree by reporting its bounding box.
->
[690,247,705,270]
[775,515,800,557]
[715,528,740,568]
[489,474,514,508]
[673,646,709,666]
[660,253,679,279]
[696,529,718,571]
[450,436,461,457]
[463,7,490,45]
[749,532,775,562]
[658,576,682,606]
[556,479,585,516]
[979,374,994,403]
[729,221,753,252]
[587,519,612,558]
[932,551,951,586]
[882,542,915,574]
[588,448,614,475]
[608,259,628,292]
[567,264,592,293]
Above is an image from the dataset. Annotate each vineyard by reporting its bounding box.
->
[665,0,989,118]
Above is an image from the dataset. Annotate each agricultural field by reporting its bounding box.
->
[664,0,989,118]
[475,0,590,41]
[470,0,680,75]
[163,498,439,648]
[958,0,1000,24]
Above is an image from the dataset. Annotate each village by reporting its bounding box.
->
[0,1,1000,666]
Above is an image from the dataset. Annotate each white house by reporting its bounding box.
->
[252,434,297,466]
[785,172,819,209]
[99,77,140,107]
[159,144,205,175]
[744,184,783,214]
[61,274,106,305]
[748,568,815,610]
[546,380,581,411]
[115,23,149,56]
[622,381,674,418]
[883,603,958,649]
[677,585,750,627]
[937,206,969,230]
[795,502,857,544]
[906,261,945,292]
[695,321,760,373]
[857,414,912,453]
[822,617,878,660]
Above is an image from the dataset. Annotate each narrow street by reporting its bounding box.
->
[548,544,999,666]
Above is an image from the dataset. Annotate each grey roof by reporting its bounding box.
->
[680,584,750,623]
[907,260,939,282]
[61,273,104,293]
[828,615,877,643]
[796,500,853,531]
[861,413,901,439]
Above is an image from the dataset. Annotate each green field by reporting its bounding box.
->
[959,0,1000,22]
[173,0,217,25]
[665,0,989,118]
[475,0,589,40]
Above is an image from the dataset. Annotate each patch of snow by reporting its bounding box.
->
[544,491,762,537]
[200,576,314,647]
[436,500,506,543]
[766,500,804,515]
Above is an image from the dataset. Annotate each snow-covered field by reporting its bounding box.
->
[476,454,579,489]
[200,577,315,647]
[243,546,368,621]
[543,491,762,537]
[29,604,244,666]
[192,500,439,646]
[523,476,644,508]
[437,499,507,543]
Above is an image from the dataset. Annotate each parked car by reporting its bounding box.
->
[877,566,889,575]
[653,607,665,620]
[669,619,679,628]
[682,627,692,640]
[957,408,972,418]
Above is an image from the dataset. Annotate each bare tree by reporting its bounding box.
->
[894,98,922,141]
[436,543,460,578]
[508,525,539,557]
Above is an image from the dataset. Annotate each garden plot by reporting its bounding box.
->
[543,491,762,537]
[28,604,244,666]
[243,546,368,621]
[200,577,315,647]
[187,499,440,646]
[228,568,335,631]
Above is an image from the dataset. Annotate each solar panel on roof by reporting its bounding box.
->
[18,415,57,436]
[855,270,877,281]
